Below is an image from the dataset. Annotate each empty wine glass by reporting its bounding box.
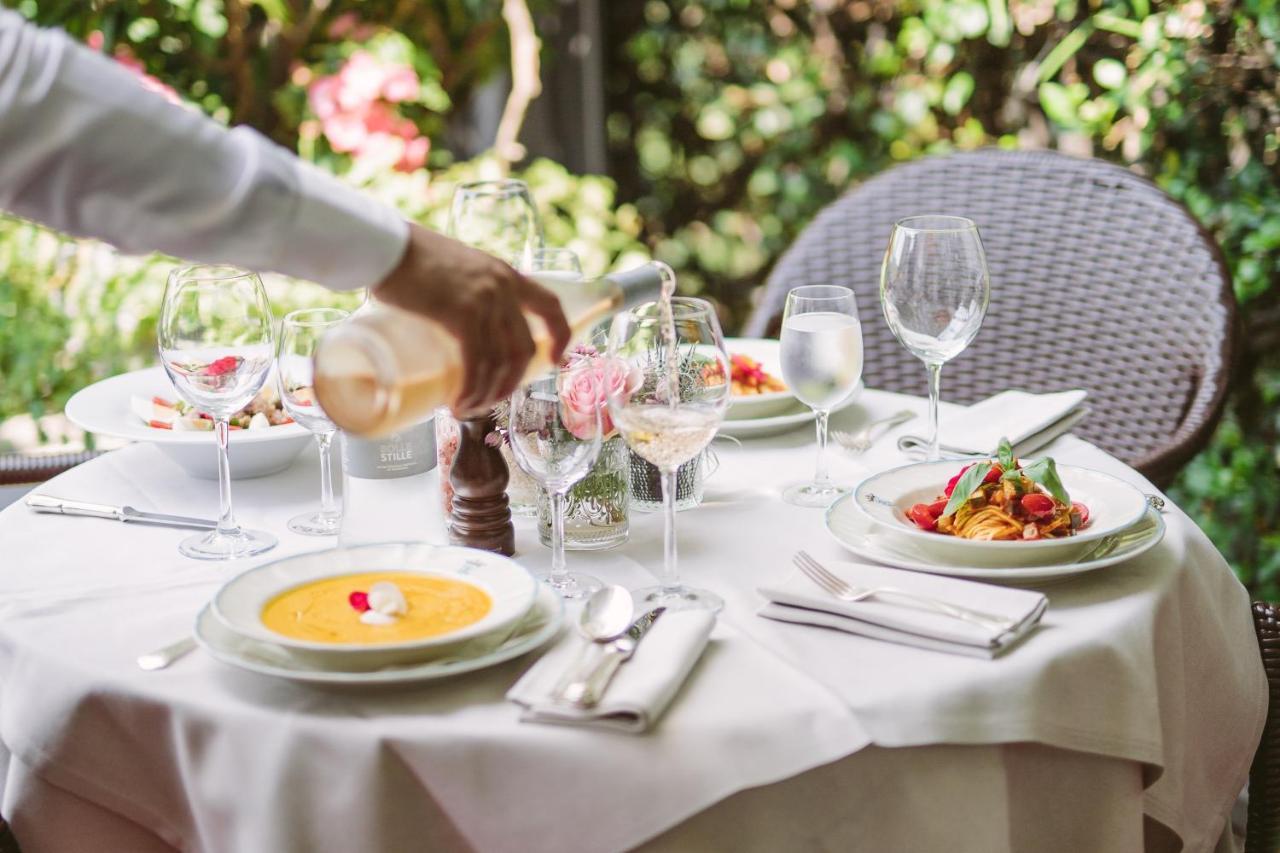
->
[780,285,864,507]
[524,247,583,284]
[447,179,541,267]
[508,365,604,599]
[607,296,731,613]
[278,308,349,536]
[880,216,990,460]
[158,265,277,560]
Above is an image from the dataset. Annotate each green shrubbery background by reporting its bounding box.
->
[0,0,1276,592]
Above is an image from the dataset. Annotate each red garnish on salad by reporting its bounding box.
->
[348,591,370,612]
[204,356,240,377]
[148,419,172,430]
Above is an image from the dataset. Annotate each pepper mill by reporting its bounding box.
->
[448,411,515,556]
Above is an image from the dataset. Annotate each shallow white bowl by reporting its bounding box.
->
[852,460,1148,568]
[724,338,796,421]
[65,366,312,479]
[212,542,538,671]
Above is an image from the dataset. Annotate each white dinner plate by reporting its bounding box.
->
[195,583,563,685]
[826,492,1166,582]
[65,366,312,479]
[723,338,796,420]
[853,461,1149,567]
[719,384,863,439]
[213,542,538,670]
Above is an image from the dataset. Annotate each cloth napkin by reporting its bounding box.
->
[900,388,1088,456]
[758,560,1048,659]
[507,609,714,733]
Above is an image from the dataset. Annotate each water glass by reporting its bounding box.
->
[880,215,990,460]
[278,308,348,536]
[447,179,541,267]
[779,285,863,507]
[158,265,276,560]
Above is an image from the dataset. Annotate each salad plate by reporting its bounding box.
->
[723,338,796,420]
[213,542,538,670]
[826,492,1166,582]
[65,366,311,479]
[853,460,1148,568]
[195,583,563,686]
[719,384,863,439]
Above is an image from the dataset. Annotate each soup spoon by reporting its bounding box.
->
[551,584,634,701]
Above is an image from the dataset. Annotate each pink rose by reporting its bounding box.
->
[558,357,641,440]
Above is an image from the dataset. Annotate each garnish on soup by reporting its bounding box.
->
[906,438,1090,541]
[729,353,786,396]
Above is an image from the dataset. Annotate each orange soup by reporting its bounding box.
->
[261,571,491,645]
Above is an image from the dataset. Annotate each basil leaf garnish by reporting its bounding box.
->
[996,436,1016,472]
[1019,457,1071,507]
[941,462,995,518]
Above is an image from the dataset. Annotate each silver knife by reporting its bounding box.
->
[25,494,218,531]
[897,405,1090,459]
[559,607,666,708]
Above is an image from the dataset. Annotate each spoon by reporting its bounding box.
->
[552,585,634,700]
[137,636,197,671]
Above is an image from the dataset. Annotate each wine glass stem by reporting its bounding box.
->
[661,467,680,594]
[813,408,832,488]
[550,489,567,580]
[214,417,240,537]
[316,431,337,517]
[926,362,943,462]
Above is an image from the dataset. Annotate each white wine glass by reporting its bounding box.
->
[607,296,731,613]
[780,285,864,507]
[278,308,348,536]
[447,179,541,267]
[158,265,277,560]
[508,365,604,599]
[880,216,990,460]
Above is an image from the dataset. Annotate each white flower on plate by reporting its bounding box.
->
[360,581,408,625]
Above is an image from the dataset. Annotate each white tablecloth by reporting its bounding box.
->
[0,388,1265,853]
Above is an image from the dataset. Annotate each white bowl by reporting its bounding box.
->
[212,542,538,670]
[852,460,1149,567]
[724,338,797,420]
[65,366,312,479]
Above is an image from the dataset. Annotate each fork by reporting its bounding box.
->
[793,551,1017,634]
[832,410,916,454]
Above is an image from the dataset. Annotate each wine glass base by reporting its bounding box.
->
[537,571,603,601]
[782,482,849,508]
[633,584,723,614]
[287,511,341,537]
[179,528,277,561]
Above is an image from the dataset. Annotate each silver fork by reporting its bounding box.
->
[832,410,916,454]
[793,551,1017,634]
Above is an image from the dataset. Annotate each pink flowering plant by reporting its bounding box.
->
[557,345,642,442]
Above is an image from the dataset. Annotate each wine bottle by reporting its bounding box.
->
[313,262,667,437]
[337,420,437,547]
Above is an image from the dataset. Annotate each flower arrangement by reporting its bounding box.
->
[558,344,642,441]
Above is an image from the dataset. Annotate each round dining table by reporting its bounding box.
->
[0,387,1264,853]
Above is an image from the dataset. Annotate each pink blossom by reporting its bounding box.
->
[308,75,341,119]
[327,12,360,39]
[558,357,642,440]
[322,110,368,153]
[86,31,105,51]
[353,132,403,168]
[563,344,601,366]
[381,64,420,103]
[397,136,430,172]
[336,51,387,110]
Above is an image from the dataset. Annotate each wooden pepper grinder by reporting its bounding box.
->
[448,411,515,556]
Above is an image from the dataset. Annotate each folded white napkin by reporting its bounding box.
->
[902,388,1088,456]
[758,560,1047,659]
[507,610,714,733]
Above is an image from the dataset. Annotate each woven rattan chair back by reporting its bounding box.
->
[1250,602,1280,853]
[746,149,1236,485]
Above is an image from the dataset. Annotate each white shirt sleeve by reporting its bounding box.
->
[0,9,409,291]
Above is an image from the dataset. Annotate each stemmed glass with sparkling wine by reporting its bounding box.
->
[880,216,990,460]
[278,308,349,536]
[780,285,864,507]
[158,265,277,560]
[508,365,604,599]
[447,179,541,268]
[607,296,732,613]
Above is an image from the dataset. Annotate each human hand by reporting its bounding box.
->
[372,224,571,413]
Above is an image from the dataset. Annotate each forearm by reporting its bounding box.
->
[0,9,408,290]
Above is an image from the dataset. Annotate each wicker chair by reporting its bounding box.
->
[745,148,1236,487]
[1251,603,1280,853]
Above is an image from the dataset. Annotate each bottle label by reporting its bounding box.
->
[343,420,436,479]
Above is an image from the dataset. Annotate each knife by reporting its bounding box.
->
[25,494,218,531]
[896,405,1090,460]
[558,607,666,708]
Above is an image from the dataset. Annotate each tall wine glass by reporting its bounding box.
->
[607,297,731,613]
[158,265,277,560]
[524,247,583,284]
[880,216,990,460]
[278,308,349,536]
[780,285,864,507]
[508,365,603,599]
[447,179,541,267]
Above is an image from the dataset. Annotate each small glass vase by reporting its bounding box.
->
[538,434,630,550]
[629,447,718,513]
